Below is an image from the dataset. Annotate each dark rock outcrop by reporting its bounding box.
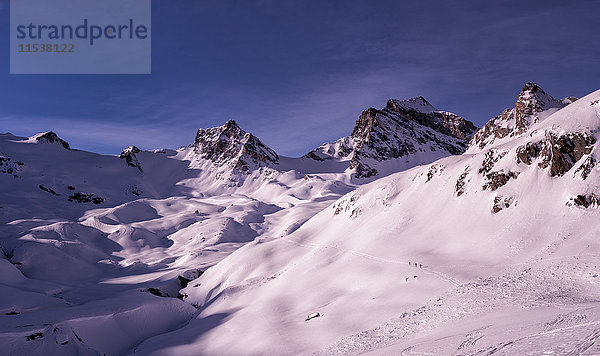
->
[515,142,542,165]
[455,166,470,197]
[569,193,600,208]
[479,149,508,174]
[516,132,595,177]
[33,131,70,150]
[39,185,60,196]
[493,196,515,213]
[385,98,476,140]
[574,156,596,180]
[0,156,24,176]
[426,164,445,183]
[68,192,104,204]
[538,132,596,177]
[482,171,519,191]
[120,146,143,173]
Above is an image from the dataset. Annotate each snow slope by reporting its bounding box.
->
[133,88,600,355]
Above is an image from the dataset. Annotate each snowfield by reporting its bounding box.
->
[2,86,600,355]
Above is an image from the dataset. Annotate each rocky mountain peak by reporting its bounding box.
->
[385,96,437,114]
[194,120,278,173]
[514,82,563,132]
[519,82,543,95]
[469,82,570,151]
[31,131,70,150]
[306,97,477,178]
[351,97,476,142]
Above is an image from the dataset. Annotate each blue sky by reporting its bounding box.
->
[1,0,599,156]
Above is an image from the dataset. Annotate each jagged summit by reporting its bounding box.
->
[193,120,278,173]
[385,96,438,114]
[520,82,544,93]
[29,131,70,150]
[469,82,574,151]
[514,82,564,131]
[306,97,477,178]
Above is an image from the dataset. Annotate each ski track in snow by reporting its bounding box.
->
[284,238,461,287]
[316,255,600,356]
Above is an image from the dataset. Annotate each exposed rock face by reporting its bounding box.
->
[332,193,360,218]
[0,155,24,177]
[426,164,445,183]
[455,166,470,197]
[470,83,571,151]
[482,171,519,191]
[515,132,595,177]
[38,184,60,196]
[479,149,508,174]
[384,98,476,140]
[306,97,477,178]
[539,132,596,177]
[574,156,596,180]
[67,192,104,204]
[493,196,515,213]
[515,142,542,165]
[120,146,143,173]
[32,131,70,150]
[568,193,600,208]
[194,120,278,174]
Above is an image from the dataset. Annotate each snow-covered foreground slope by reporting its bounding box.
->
[132,89,600,355]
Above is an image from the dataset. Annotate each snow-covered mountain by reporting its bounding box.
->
[2,83,599,356]
[305,97,476,178]
[193,119,279,176]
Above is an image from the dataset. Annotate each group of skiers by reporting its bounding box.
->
[405,262,422,282]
